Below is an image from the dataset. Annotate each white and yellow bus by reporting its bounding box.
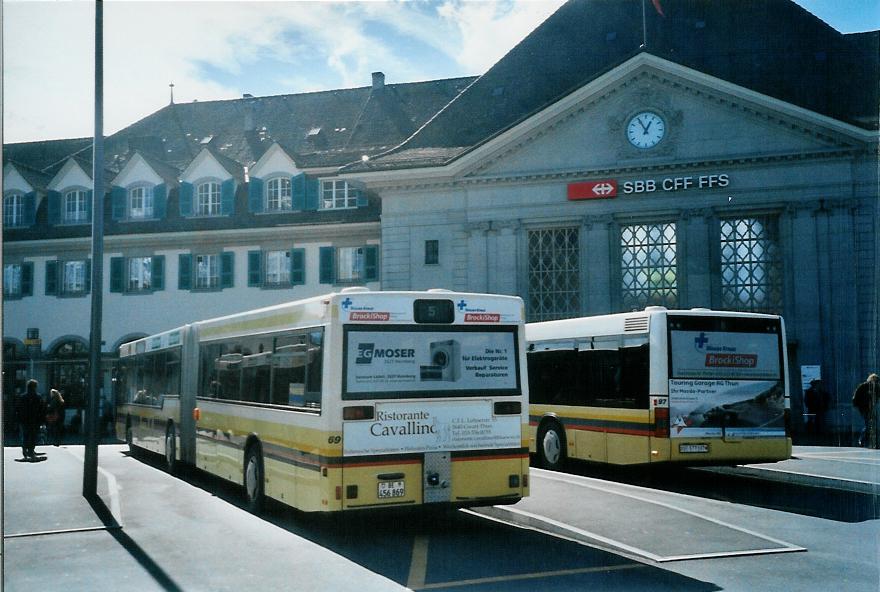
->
[526,307,792,469]
[115,289,529,512]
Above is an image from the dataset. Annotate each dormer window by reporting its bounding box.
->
[266,177,292,211]
[321,180,359,210]
[197,181,221,216]
[3,193,24,227]
[129,185,154,219]
[64,189,89,223]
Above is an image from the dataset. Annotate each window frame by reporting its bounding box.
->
[264,250,291,286]
[336,246,366,283]
[718,216,783,313]
[424,239,440,265]
[3,263,23,298]
[194,253,220,290]
[63,188,90,224]
[196,180,222,217]
[128,184,154,219]
[321,179,358,210]
[126,256,153,293]
[265,176,293,212]
[3,193,24,228]
[61,259,89,296]
[619,221,679,311]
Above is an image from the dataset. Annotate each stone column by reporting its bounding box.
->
[465,222,490,293]
[492,220,520,296]
[680,208,714,309]
[582,215,613,315]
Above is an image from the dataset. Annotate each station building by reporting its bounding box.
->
[3,0,878,440]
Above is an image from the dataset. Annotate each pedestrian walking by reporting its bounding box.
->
[17,379,46,461]
[852,373,879,448]
[46,389,65,446]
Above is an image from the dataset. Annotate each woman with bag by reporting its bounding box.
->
[46,389,65,447]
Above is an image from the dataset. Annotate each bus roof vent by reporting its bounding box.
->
[340,286,370,294]
[427,288,452,293]
[691,307,711,311]
[624,316,649,333]
[644,306,667,312]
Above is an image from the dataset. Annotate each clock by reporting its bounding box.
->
[626,111,666,149]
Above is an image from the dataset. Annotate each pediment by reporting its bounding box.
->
[48,158,92,191]
[3,164,33,194]
[112,153,163,188]
[250,143,301,179]
[181,148,236,183]
[462,54,870,180]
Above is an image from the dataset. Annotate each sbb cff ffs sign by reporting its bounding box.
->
[567,180,617,200]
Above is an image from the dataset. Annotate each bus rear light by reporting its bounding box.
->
[494,401,521,415]
[346,485,358,499]
[654,407,670,438]
[343,406,375,421]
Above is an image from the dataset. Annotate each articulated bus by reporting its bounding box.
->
[115,289,529,512]
[526,307,792,469]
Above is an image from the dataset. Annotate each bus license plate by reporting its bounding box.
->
[679,443,709,453]
[378,481,405,499]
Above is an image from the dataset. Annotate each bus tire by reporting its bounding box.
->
[537,420,566,471]
[164,422,177,474]
[244,444,265,514]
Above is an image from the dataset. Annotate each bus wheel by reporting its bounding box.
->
[244,444,265,514]
[537,421,566,471]
[164,423,177,474]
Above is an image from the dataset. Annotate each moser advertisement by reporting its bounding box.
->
[345,329,518,395]
[343,400,521,456]
[670,330,780,380]
[669,379,786,438]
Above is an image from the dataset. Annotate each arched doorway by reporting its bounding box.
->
[47,337,89,415]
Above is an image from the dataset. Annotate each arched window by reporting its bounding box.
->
[128,185,154,219]
[266,177,292,211]
[64,189,89,223]
[197,181,221,216]
[3,193,24,227]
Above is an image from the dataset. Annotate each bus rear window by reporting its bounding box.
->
[343,325,520,400]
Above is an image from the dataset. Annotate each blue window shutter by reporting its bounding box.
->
[152,255,165,291]
[292,174,306,210]
[305,176,320,211]
[247,250,262,287]
[221,179,235,215]
[364,245,378,281]
[47,191,61,224]
[319,247,335,284]
[356,188,368,207]
[178,254,192,290]
[291,248,305,285]
[23,192,36,225]
[153,184,167,219]
[45,261,58,295]
[111,186,127,220]
[179,182,193,217]
[220,252,234,288]
[247,177,263,213]
[109,257,124,293]
[86,190,93,222]
[22,262,34,296]
[84,260,91,293]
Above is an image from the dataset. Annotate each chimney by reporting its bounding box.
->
[371,71,385,91]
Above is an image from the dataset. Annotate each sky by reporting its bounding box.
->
[3,0,879,144]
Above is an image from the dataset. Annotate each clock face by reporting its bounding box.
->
[626,111,666,149]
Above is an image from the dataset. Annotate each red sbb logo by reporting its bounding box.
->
[349,312,390,321]
[567,180,618,200]
[465,313,500,322]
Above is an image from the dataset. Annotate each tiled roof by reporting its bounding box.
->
[365,0,877,170]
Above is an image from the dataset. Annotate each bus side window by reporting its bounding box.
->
[304,330,323,410]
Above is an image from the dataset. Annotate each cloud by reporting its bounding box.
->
[2,0,566,143]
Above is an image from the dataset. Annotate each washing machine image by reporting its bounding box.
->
[420,340,461,381]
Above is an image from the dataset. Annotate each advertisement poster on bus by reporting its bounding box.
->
[343,400,521,456]
[668,379,786,438]
[344,329,518,395]
[670,330,781,380]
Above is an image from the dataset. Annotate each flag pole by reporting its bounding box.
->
[641,0,648,48]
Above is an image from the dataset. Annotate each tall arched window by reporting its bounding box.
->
[266,177,292,211]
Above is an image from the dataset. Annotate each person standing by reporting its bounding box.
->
[852,373,879,448]
[46,389,65,446]
[804,379,830,441]
[18,379,46,460]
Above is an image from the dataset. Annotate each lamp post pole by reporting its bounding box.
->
[84,0,104,498]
